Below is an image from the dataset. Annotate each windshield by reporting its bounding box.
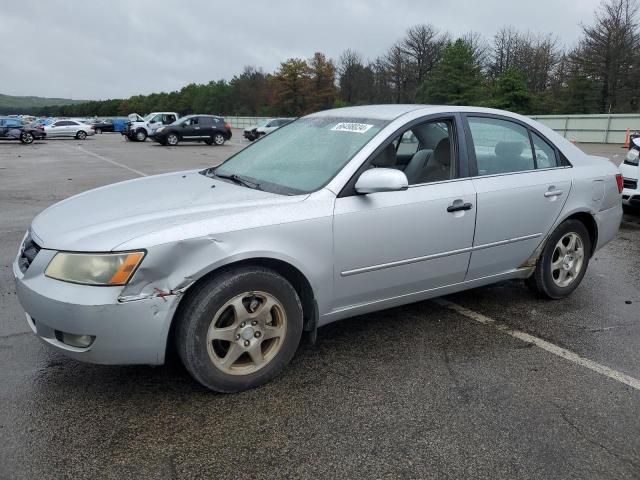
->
[210,116,388,195]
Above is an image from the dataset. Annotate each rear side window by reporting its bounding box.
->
[531,132,559,169]
[200,116,213,126]
[467,117,534,175]
[5,119,20,127]
[163,114,176,124]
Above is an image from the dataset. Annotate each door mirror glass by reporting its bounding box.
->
[355,168,408,194]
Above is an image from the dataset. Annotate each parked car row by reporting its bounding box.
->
[122,112,233,146]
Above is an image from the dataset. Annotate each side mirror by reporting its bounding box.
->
[355,168,409,194]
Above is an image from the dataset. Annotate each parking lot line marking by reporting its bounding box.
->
[75,146,148,177]
[434,298,640,392]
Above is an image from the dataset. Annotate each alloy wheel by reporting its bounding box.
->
[551,232,585,288]
[214,133,225,145]
[206,291,287,375]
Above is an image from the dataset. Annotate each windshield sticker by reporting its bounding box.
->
[331,122,374,134]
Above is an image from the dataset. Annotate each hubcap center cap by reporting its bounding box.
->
[240,327,255,340]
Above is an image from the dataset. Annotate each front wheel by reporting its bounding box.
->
[176,267,303,393]
[135,129,147,142]
[213,132,226,146]
[76,130,87,140]
[20,132,34,144]
[525,220,591,299]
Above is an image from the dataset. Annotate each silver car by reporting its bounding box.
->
[44,119,95,139]
[13,105,623,392]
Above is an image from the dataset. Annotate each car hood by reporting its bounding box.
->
[31,170,300,251]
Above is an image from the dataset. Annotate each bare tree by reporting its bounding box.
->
[398,24,449,85]
[462,31,490,71]
[571,0,640,112]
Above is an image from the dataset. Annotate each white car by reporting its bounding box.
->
[44,120,95,140]
[243,118,294,141]
[621,138,640,208]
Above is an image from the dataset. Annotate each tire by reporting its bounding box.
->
[176,266,303,393]
[135,129,147,142]
[96,128,102,134]
[525,219,591,299]
[20,132,34,144]
[166,133,179,146]
[213,132,225,146]
[76,130,87,140]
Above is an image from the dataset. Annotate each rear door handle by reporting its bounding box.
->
[447,202,473,213]
[544,189,564,198]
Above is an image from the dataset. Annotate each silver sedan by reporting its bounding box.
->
[44,119,95,139]
[13,105,623,392]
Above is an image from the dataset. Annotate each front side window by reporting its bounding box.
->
[371,119,455,185]
[5,119,20,127]
[164,114,176,124]
[468,117,535,175]
[211,116,388,195]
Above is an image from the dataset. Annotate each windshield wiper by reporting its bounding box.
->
[214,172,261,190]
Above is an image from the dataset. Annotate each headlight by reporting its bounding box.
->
[45,251,145,286]
[625,148,639,166]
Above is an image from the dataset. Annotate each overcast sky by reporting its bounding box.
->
[1,0,604,100]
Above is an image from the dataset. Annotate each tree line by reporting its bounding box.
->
[26,0,640,118]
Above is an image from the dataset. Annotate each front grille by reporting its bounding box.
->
[623,178,638,190]
[19,234,41,272]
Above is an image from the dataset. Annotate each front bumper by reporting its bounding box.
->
[13,248,180,365]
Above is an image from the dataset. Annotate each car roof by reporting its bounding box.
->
[307,104,538,122]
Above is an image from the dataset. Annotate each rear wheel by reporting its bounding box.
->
[525,219,591,299]
[96,128,102,134]
[76,130,87,140]
[213,132,225,146]
[20,132,34,144]
[176,266,303,393]
[166,133,179,146]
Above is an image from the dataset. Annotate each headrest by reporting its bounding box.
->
[495,141,524,158]
[433,137,451,167]
[373,143,397,167]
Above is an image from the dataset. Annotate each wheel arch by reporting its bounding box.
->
[165,256,318,361]
[561,211,598,257]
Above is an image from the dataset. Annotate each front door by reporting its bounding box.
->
[464,115,572,280]
[332,116,476,312]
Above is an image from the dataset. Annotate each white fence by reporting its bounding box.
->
[529,114,640,144]
[223,113,640,144]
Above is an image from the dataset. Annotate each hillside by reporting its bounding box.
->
[0,93,88,112]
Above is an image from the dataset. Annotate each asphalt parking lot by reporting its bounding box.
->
[1,133,639,479]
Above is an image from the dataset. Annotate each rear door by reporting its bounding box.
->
[199,116,214,138]
[464,114,572,280]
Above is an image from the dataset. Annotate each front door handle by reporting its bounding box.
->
[447,202,473,213]
[544,189,564,198]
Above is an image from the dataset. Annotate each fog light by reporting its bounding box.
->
[55,330,95,348]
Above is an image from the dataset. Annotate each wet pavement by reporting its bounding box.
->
[0,136,638,479]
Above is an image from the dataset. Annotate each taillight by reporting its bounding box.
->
[615,173,623,194]
[224,122,231,130]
